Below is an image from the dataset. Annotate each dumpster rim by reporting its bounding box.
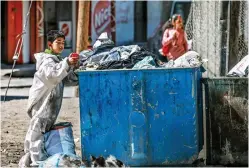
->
[76,66,201,74]
[202,77,248,80]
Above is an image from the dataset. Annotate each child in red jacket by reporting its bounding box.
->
[162,14,188,60]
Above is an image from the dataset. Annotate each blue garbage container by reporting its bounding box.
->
[77,67,203,166]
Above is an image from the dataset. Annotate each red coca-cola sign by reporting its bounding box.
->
[93,1,111,36]
[61,23,69,36]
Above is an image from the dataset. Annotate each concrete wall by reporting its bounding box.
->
[115,1,134,45]
[147,1,163,39]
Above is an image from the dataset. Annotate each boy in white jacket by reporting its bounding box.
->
[19,30,79,167]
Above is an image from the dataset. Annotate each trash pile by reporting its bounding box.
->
[78,32,206,71]
[161,51,208,68]
[39,153,85,168]
[39,122,125,168]
[79,34,160,70]
[90,155,125,167]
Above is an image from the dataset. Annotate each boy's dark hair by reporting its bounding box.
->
[47,30,65,43]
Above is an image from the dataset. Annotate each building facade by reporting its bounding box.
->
[1,0,174,64]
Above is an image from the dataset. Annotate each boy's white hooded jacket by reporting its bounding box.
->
[19,52,78,167]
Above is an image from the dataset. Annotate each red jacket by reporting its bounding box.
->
[162,28,188,60]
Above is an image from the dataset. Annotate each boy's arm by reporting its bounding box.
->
[63,67,78,86]
[38,57,70,88]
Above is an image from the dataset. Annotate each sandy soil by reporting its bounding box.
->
[1,98,81,167]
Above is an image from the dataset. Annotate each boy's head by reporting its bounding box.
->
[47,30,65,54]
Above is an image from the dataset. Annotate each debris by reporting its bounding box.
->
[173,51,203,68]
[227,55,249,77]
[39,153,85,168]
[132,56,156,69]
[91,155,126,167]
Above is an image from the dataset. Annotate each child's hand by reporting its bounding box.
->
[173,31,178,39]
[68,53,79,66]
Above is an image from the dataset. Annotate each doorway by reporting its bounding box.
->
[1,1,7,62]
[134,1,147,42]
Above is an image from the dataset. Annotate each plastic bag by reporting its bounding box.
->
[44,122,76,156]
[93,32,115,50]
[227,55,249,77]
[97,47,159,70]
[39,153,85,168]
[80,32,115,66]
[173,51,202,68]
[164,59,174,68]
[99,50,121,65]
[132,56,156,69]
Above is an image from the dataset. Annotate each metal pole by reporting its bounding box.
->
[219,1,229,76]
[111,0,116,43]
[225,1,231,75]
[22,0,30,63]
[72,1,76,52]
[75,1,90,98]
[76,1,90,53]
[228,1,240,71]
[4,0,33,102]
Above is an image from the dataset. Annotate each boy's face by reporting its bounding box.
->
[48,37,65,54]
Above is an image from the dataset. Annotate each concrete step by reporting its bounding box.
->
[1,77,33,88]
[1,63,36,77]
[1,86,78,101]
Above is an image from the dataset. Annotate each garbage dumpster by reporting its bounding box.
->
[203,77,248,166]
[78,67,203,166]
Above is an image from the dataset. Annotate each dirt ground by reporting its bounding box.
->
[1,98,81,167]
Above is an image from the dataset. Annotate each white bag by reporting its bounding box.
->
[227,55,249,77]
[173,51,202,68]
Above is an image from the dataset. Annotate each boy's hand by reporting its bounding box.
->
[68,53,79,66]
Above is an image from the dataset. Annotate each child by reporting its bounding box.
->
[161,14,188,60]
[19,30,79,167]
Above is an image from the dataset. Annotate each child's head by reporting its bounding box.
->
[47,30,65,54]
[163,14,184,31]
[171,14,183,30]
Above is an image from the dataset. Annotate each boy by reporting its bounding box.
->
[19,30,79,167]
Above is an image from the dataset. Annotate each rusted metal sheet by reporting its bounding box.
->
[203,77,248,166]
